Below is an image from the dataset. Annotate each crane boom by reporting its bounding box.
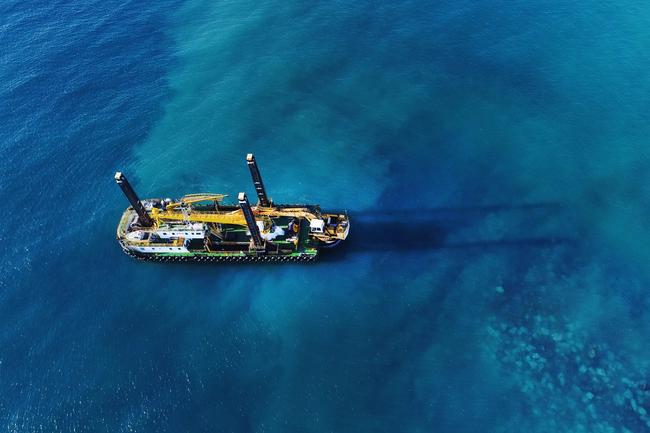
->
[164,194,227,210]
[255,207,319,219]
[150,207,247,226]
[150,202,322,227]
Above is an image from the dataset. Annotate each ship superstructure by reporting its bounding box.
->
[115,154,349,262]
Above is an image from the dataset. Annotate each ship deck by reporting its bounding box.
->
[117,205,320,259]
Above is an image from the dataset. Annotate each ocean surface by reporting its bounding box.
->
[3,0,650,431]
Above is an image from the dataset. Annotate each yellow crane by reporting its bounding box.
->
[150,203,248,226]
[149,200,348,242]
[163,193,228,210]
[149,201,319,226]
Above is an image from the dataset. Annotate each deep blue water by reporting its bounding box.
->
[3,0,650,432]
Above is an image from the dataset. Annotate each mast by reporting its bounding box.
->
[114,172,153,227]
[246,153,270,207]
[238,192,263,248]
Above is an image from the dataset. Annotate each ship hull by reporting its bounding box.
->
[121,248,318,263]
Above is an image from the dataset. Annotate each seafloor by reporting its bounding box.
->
[2,1,650,432]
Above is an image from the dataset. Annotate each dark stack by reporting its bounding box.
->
[246,153,270,207]
[114,172,153,227]
[238,192,264,248]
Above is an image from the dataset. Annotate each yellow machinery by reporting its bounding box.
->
[148,196,347,242]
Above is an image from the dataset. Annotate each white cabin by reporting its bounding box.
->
[127,243,190,254]
[309,219,325,233]
[155,223,206,239]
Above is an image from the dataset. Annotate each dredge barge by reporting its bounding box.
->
[115,154,349,262]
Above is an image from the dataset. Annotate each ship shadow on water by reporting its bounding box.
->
[319,203,575,262]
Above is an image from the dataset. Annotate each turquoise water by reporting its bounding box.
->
[3,0,650,431]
